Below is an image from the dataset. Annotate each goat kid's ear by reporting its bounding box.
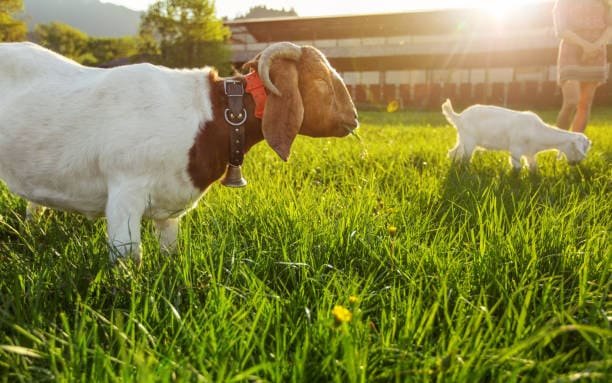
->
[261,60,304,161]
[576,141,586,156]
[573,137,589,156]
[583,137,592,155]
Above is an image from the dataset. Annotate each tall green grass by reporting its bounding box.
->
[1,109,610,382]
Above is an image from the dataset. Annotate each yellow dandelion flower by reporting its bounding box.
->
[332,305,352,324]
[349,295,359,304]
[388,225,397,237]
[386,100,400,113]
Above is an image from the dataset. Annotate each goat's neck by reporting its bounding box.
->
[187,74,264,191]
[539,124,577,145]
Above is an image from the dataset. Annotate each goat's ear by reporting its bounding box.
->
[261,60,304,161]
[572,137,589,156]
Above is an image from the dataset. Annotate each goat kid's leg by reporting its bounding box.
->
[448,145,465,162]
[25,201,46,222]
[460,140,476,163]
[154,218,179,253]
[509,151,523,171]
[524,155,537,172]
[105,186,146,264]
[449,137,474,163]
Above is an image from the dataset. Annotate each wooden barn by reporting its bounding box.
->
[226,1,611,109]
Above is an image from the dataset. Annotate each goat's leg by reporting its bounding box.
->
[449,137,474,163]
[448,144,464,161]
[524,155,537,172]
[25,201,46,221]
[448,131,465,162]
[154,218,179,253]
[461,139,476,163]
[105,186,146,263]
[509,151,523,170]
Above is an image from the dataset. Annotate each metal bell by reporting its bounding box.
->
[220,164,247,188]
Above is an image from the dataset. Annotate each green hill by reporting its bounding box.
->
[22,0,142,37]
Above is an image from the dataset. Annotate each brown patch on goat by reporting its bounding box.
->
[187,71,264,191]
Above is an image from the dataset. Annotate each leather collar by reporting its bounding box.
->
[222,72,267,168]
[223,79,246,167]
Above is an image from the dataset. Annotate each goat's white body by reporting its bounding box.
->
[0,42,213,258]
[441,99,590,169]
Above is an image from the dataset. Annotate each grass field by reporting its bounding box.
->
[0,109,610,382]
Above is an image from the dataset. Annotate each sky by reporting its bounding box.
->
[101,0,548,19]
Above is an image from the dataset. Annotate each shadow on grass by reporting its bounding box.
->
[433,158,600,297]
[437,158,596,223]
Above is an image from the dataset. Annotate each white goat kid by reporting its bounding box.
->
[0,42,358,263]
[441,99,591,170]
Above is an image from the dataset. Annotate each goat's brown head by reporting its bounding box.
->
[246,42,359,161]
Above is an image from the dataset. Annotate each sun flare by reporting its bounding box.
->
[459,0,534,23]
[483,2,514,20]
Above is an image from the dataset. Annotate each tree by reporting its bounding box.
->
[236,5,297,19]
[88,36,141,66]
[139,0,231,71]
[0,0,27,41]
[33,21,143,67]
[35,22,94,64]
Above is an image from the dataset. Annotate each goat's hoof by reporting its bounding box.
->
[109,250,142,268]
[159,243,178,255]
[111,256,142,270]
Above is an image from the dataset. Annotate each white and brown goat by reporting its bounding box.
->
[0,42,358,262]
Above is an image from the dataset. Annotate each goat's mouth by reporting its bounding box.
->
[341,119,360,138]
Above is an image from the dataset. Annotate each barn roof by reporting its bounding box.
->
[225,2,554,42]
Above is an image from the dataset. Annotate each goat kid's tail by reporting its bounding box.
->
[441,99,460,128]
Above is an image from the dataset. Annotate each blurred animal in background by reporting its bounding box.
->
[441,99,591,170]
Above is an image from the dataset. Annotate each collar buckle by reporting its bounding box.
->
[224,79,244,96]
[223,79,247,126]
